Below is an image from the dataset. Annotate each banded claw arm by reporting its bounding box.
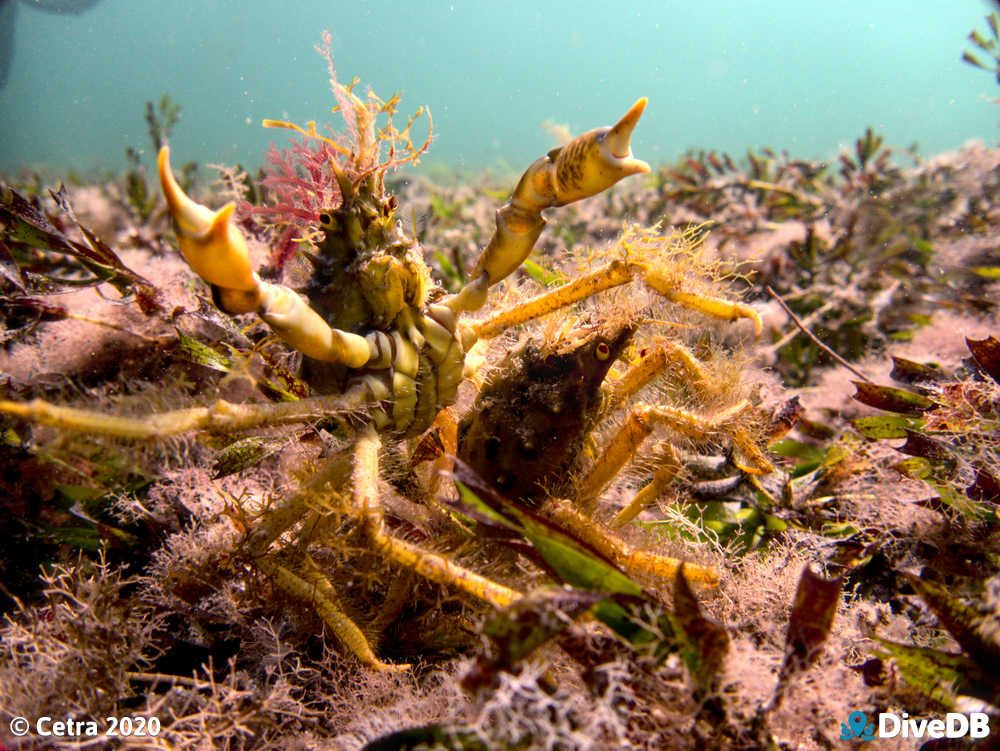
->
[158,147,372,368]
[444,98,651,314]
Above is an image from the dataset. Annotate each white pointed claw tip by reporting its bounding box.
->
[209,202,238,238]
[159,144,214,237]
[621,155,651,178]
[607,97,648,159]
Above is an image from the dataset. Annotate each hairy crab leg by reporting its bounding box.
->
[159,147,373,368]
[643,272,763,337]
[541,498,719,586]
[610,444,681,528]
[246,449,354,555]
[243,428,517,670]
[594,342,706,527]
[602,339,714,413]
[256,555,407,672]
[0,386,372,439]
[577,400,774,515]
[472,260,632,339]
[470,258,763,343]
[353,424,521,608]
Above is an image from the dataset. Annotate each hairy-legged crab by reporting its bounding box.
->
[1,48,767,669]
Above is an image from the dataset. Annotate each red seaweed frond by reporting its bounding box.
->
[245,31,433,254]
[244,131,345,226]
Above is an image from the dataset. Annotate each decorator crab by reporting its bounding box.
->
[1,50,767,669]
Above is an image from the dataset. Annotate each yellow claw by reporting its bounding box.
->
[158,146,374,368]
[466,98,651,288]
[158,146,258,293]
[607,97,647,159]
[550,96,651,206]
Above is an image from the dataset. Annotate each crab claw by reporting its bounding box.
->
[158,146,258,296]
[158,146,373,367]
[550,96,651,206]
[465,98,651,289]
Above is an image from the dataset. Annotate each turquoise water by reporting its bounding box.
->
[1,0,998,176]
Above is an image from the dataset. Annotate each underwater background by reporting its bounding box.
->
[1,0,998,177]
[7,2,1000,747]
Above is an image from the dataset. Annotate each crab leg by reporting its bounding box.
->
[158,147,372,368]
[610,446,681,528]
[444,98,651,315]
[353,424,521,608]
[472,260,632,339]
[0,386,372,439]
[245,426,518,670]
[257,555,406,672]
[578,400,755,508]
[542,498,719,586]
[602,339,713,412]
[578,398,774,521]
[470,258,762,342]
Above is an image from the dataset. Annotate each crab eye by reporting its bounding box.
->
[595,342,611,361]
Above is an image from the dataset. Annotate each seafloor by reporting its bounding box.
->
[1,133,999,750]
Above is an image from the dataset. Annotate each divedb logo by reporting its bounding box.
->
[840,710,991,741]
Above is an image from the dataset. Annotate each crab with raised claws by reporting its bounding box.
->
[0,58,765,669]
